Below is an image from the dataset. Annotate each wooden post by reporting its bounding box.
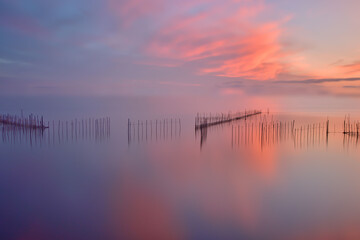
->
[326,119,329,135]
[128,119,131,144]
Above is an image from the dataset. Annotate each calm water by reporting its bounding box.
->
[1,96,360,240]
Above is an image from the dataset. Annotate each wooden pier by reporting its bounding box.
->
[195,110,262,130]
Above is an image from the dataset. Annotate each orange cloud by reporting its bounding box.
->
[339,61,360,75]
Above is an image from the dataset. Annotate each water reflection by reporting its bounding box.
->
[3,97,360,240]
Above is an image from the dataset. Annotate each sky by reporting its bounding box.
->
[1,0,360,97]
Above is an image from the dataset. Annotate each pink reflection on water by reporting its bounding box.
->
[112,125,284,238]
[110,170,185,240]
[111,109,360,239]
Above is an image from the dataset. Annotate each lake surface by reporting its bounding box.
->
[1,95,360,240]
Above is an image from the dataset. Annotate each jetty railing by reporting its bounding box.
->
[195,109,262,130]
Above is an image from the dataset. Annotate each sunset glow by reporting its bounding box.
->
[1,0,360,96]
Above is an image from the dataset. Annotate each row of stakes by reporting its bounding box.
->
[128,118,181,144]
[1,115,110,146]
[231,119,360,150]
[3,111,359,148]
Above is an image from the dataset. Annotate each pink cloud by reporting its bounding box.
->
[107,0,164,27]
[143,0,289,80]
[201,22,285,79]
[101,0,358,90]
[0,14,48,38]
